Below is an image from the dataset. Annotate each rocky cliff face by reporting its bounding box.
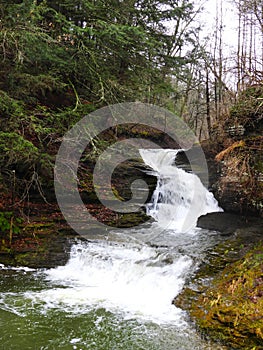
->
[202,86,263,217]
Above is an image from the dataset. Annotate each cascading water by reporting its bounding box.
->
[0,149,225,350]
[37,241,192,325]
[140,149,222,232]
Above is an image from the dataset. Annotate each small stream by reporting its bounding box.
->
[0,228,227,350]
[0,149,228,349]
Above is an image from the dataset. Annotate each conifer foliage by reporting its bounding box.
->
[0,0,198,198]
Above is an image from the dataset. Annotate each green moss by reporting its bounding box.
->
[108,211,150,228]
[190,242,263,349]
[0,216,75,268]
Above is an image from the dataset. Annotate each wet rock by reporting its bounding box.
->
[0,227,78,269]
[197,212,263,236]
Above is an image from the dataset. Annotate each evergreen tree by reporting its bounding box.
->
[0,0,201,198]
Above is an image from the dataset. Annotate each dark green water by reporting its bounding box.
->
[0,228,227,350]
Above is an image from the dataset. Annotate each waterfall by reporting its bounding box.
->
[1,148,224,334]
[140,149,222,232]
[36,149,221,325]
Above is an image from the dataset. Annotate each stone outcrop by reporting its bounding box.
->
[175,212,263,349]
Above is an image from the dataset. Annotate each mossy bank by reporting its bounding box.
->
[175,214,263,349]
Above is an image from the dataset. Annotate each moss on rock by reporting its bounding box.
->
[176,240,263,349]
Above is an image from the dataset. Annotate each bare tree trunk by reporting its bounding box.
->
[241,12,247,88]
[214,0,219,120]
[214,78,218,120]
[206,67,211,137]
[249,12,253,80]
[218,0,223,116]
[237,0,242,91]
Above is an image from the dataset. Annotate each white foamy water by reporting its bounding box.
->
[23,241,192,325]
[140,149,222,232]
[0,264,35,272]
[0,149,223,334]
[0,148,229,349]
[17,148,222,325]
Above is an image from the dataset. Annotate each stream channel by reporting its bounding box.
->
[0,149,229,350]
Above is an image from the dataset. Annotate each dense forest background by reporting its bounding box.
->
[0,0,262,216]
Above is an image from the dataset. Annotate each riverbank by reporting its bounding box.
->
[175,212,263,349]
[1,201,262,350]
[0,135,262,349]
[0,155,156,267]
[0,201,151,268]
